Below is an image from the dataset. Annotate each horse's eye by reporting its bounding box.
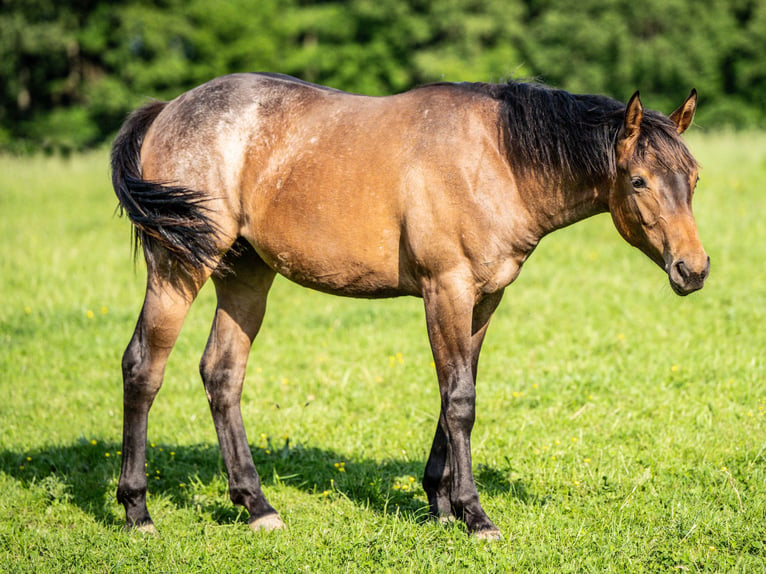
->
[631,176,646,190]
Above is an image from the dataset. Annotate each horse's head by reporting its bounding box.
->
[609,90,709,295]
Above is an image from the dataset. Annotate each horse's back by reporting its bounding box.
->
[139,73,337,182]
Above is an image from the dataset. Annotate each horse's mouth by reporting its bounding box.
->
[669,277,703,296]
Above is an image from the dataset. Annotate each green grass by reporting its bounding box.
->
[1,132,765,572]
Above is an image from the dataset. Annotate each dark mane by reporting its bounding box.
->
[460,81,698,183]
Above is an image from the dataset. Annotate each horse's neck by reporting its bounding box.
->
[561,180,611,229]
[523,177,611,238]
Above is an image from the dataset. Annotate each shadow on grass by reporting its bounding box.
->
[0,437,541,527]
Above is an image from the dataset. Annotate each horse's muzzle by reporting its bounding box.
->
[668,255,710,296]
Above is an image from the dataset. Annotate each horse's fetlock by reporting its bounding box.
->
[229,485,264,510]
[116,485,146,506]
[229,487,247,506]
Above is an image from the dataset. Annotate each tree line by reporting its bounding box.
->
[1,0,764,152]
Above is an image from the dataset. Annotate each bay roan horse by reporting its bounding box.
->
[111,73,709,539]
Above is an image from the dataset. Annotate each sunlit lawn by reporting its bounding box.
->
[0,132,764,571]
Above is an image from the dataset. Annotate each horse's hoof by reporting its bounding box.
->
[136,522,158,535]
[436,514,456,525]
[473,527,503,541]
[125,522,158,536]
[249,513,285,532]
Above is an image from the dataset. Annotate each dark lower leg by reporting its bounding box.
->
[210,400,278,521]
[117,406,153,526]
[202,332,278,523]
[441,384,497,533]
[117,272,199,530]
[423,418,452,520]
[422,282,502,537]
[201,255,279,525]
[117,319,174,528]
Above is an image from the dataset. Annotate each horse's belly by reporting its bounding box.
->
[263,249,411,297]
[246,222,416,298]
[275,256,405,297]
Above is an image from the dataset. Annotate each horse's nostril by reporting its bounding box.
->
[675,260,689,282]
[701,256,710,281]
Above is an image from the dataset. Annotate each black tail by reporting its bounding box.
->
[111,101,221,275]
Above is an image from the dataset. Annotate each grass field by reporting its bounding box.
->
[1,132,765,572]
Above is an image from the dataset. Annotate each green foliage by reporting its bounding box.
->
[1,134,765,570]
[517,0,766,127]
[0,0,289,152]
[1,0,765,151]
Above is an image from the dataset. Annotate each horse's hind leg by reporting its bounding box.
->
[198,241,282,531]
[117,268,204,532]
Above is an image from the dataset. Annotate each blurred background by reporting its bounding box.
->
[1,0,764,153]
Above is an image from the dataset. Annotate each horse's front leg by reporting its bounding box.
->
[423,290,504,526]
[422,278,503,539]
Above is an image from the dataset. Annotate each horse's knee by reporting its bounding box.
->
[444,385,476,429]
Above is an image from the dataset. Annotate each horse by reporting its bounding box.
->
[111,73,709,539]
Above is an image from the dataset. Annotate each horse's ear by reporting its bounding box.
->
[617,91,643,163]
[669,89,697,134]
